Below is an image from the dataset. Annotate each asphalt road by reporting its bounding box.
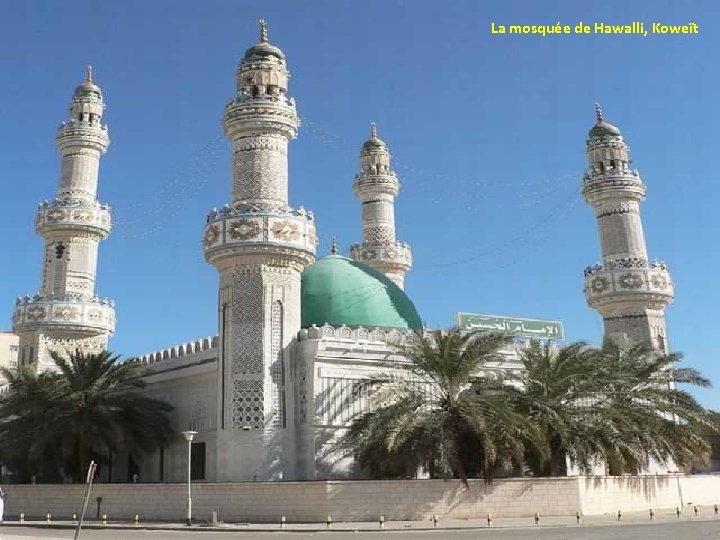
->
[1,521,720,539]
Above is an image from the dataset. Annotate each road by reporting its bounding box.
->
[1,521,720,539]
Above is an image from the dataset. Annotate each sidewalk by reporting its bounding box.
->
[4,508,720,533]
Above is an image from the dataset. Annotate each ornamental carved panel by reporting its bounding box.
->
[591,276,609,293]
[53,306,80,321]
[46,209,67,222]
[650,274,668,289]
[270,220,300,242]
[231,272,263,374]
[228,218,261,241]
[618,273,644,290]
[26,306,47,321]
[232,379,265,430]
[204,224,220,246]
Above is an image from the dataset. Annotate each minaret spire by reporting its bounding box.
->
[331,236,339,255]
[259,18,268,42]
[349,123,412,289]
[85,65,93,83]
[12,69,115,372]
[582,106,674,352]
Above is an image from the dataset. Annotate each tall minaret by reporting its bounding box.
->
[12,67,115,372]
[582,104,674,352]
[349,123,412,289]
[203,20,316,481]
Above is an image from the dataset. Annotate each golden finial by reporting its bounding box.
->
[370,121,378,138]
[259,19,268,42]
[594,102,604,123]
[85,65,93,83]
[331,236,338,255]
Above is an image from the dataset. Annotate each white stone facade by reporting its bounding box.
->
[5,25,682,487]
[11,67,115,372]
[202,21,316,482]
[582,105,673,351]
[126,326,523,482]
[349,124,412,289]
[0,331,19,385]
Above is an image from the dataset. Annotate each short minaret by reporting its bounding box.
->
[11,67,115,372]
[349,123,412,289]
[582,104,674,352]
[203,20,316,481]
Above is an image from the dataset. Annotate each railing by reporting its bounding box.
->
[206,202,314,224]
[582,168,641,183]
[584,258,669,276]
[15,294,115,307]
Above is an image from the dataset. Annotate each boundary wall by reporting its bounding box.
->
[3,475,718,523]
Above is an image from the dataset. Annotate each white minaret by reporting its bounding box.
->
[12,67,115,372]
[582,104,674,352]
[349,123,412,289]
[203,20,316,481]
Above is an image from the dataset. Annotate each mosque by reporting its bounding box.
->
[4,21,675,482]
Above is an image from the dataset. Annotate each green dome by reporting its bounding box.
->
[301,255,422,330]
[244,42,285,62]
[73,81,102,99]
[589,121,621,139]
[361,136,386,153]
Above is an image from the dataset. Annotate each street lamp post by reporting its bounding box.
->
[181,431,197,526]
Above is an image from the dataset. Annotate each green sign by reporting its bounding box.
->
[456,313,564,340]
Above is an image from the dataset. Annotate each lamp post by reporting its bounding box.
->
[181,431,197,526]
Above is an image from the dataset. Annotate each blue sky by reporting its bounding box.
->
[1,1,718,408]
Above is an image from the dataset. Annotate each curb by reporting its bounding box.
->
[3,515,720,534]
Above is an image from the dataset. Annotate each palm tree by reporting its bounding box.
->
[589,340,719,474]
[512,340,607,476]
[0,368,65,482]
[514,339,720,476]
[0,349,174,482]
[345,329,547,483]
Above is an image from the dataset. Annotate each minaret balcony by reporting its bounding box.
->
[353,173,400,197]
[12,293,115,336]
[203,202,316,266]
[36,199,112,237]
[349,241,412,270]
[582,169,646,203]
[56,122,109,152]
[223,98,298,139]
[583,258,674,310]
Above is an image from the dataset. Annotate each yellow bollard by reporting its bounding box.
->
[487,514,493,527]
[379,515,385,528]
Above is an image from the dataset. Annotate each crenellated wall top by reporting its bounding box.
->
[130,336,219,365]
[298,324,418,346]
